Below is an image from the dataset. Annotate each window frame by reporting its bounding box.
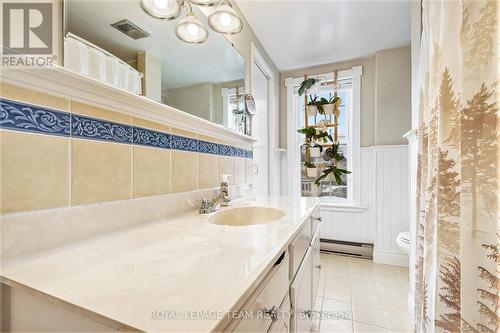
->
[221,86,245,130]
[284,66,362,205]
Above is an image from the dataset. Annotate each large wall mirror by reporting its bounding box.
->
[63,0,246,132]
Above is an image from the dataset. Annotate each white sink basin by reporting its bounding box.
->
[209,206,286,226]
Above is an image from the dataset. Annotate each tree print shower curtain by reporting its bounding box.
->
[414,0,498,332]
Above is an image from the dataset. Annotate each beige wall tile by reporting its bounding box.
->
[234,158,246,185]
[218,156,234,185]
[133,147,171,198]
[171,128,198,139]
[0,83,69,111]
[198,153,218,189]
[70,101,131,124]
[0,131,69,213]
[245,159,253,184]
[132,117,169,132]
[171,151,197,192]
[72,140,131,205]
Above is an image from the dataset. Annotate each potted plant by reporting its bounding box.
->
[314,143,350,185]
[320,96,341,115]
[304,161,318,177]
[309,144,322,158]
[297,126,332,143]
[306,95,320,116]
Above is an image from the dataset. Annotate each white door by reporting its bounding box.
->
[251,61,269,194]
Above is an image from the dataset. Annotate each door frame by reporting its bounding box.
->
[250,42,275,195]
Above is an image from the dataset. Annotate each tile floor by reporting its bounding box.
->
[313,252,411,333]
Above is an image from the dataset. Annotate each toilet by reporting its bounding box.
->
[396,232,410,254]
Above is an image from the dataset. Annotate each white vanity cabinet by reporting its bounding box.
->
[227,205,322,333]
[289,207,322,333]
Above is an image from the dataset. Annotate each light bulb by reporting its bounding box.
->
[186,23,200,37]
[153,0,167,9]
[219,12,232,27]
[141,0,181,20]
[208,3,243,34]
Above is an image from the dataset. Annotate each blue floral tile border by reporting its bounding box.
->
[72,114,133,144]
[0,99,70,137]
[0,98,253,159]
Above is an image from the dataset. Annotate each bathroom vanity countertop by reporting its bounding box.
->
[1,195,319,332]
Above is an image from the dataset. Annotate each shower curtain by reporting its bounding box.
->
[414,0,498,332]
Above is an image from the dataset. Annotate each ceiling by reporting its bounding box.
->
[66,0,244,89]
[235,0,411,71]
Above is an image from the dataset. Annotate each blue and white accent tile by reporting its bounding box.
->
[198,140,219,155]
[0,99,70,136]
[133,126,171,149]
[171,134,198,152]
[234,147,247,158]
[71,114,133,143]
[219,144,233,157]
[0,98,253,158]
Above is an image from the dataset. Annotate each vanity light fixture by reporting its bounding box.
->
[188,0,221,6]
[140,0,182,20]
[208,0,243,34]
[140,0,242,44]
[175,2,209,43]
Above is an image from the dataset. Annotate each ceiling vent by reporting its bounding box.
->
[111,19,150,40]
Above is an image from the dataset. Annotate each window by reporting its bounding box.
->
[286,67,361,204]
[221,87,245,132]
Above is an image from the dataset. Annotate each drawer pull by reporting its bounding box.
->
[310,216,322,222]
[274,252,285,266]
[264,305,279,322]
[315,264,322,270]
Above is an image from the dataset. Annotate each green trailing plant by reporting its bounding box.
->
[297,126,332,143]
[315,165,351,186]
[328,142,345,161]
[298,78,317,96]
[304,161,316,168]
[315,143,350,186]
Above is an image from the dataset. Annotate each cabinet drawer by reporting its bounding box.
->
[290,247,313,333]
[268,295,291,333]
[289,220,311,282]
[311,228,321,301]
[309,208,321,237]
[232,251,289,332]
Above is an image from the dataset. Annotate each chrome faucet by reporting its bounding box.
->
[199,175,231,214]
[199,194,229,214]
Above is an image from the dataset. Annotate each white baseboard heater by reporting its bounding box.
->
[320,239,373,259]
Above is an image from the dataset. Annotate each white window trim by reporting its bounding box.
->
[285,66,362,205]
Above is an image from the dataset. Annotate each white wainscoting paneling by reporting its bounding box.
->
[373,145,409,266]
[319,145,410,267]
[320,147,374,244]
